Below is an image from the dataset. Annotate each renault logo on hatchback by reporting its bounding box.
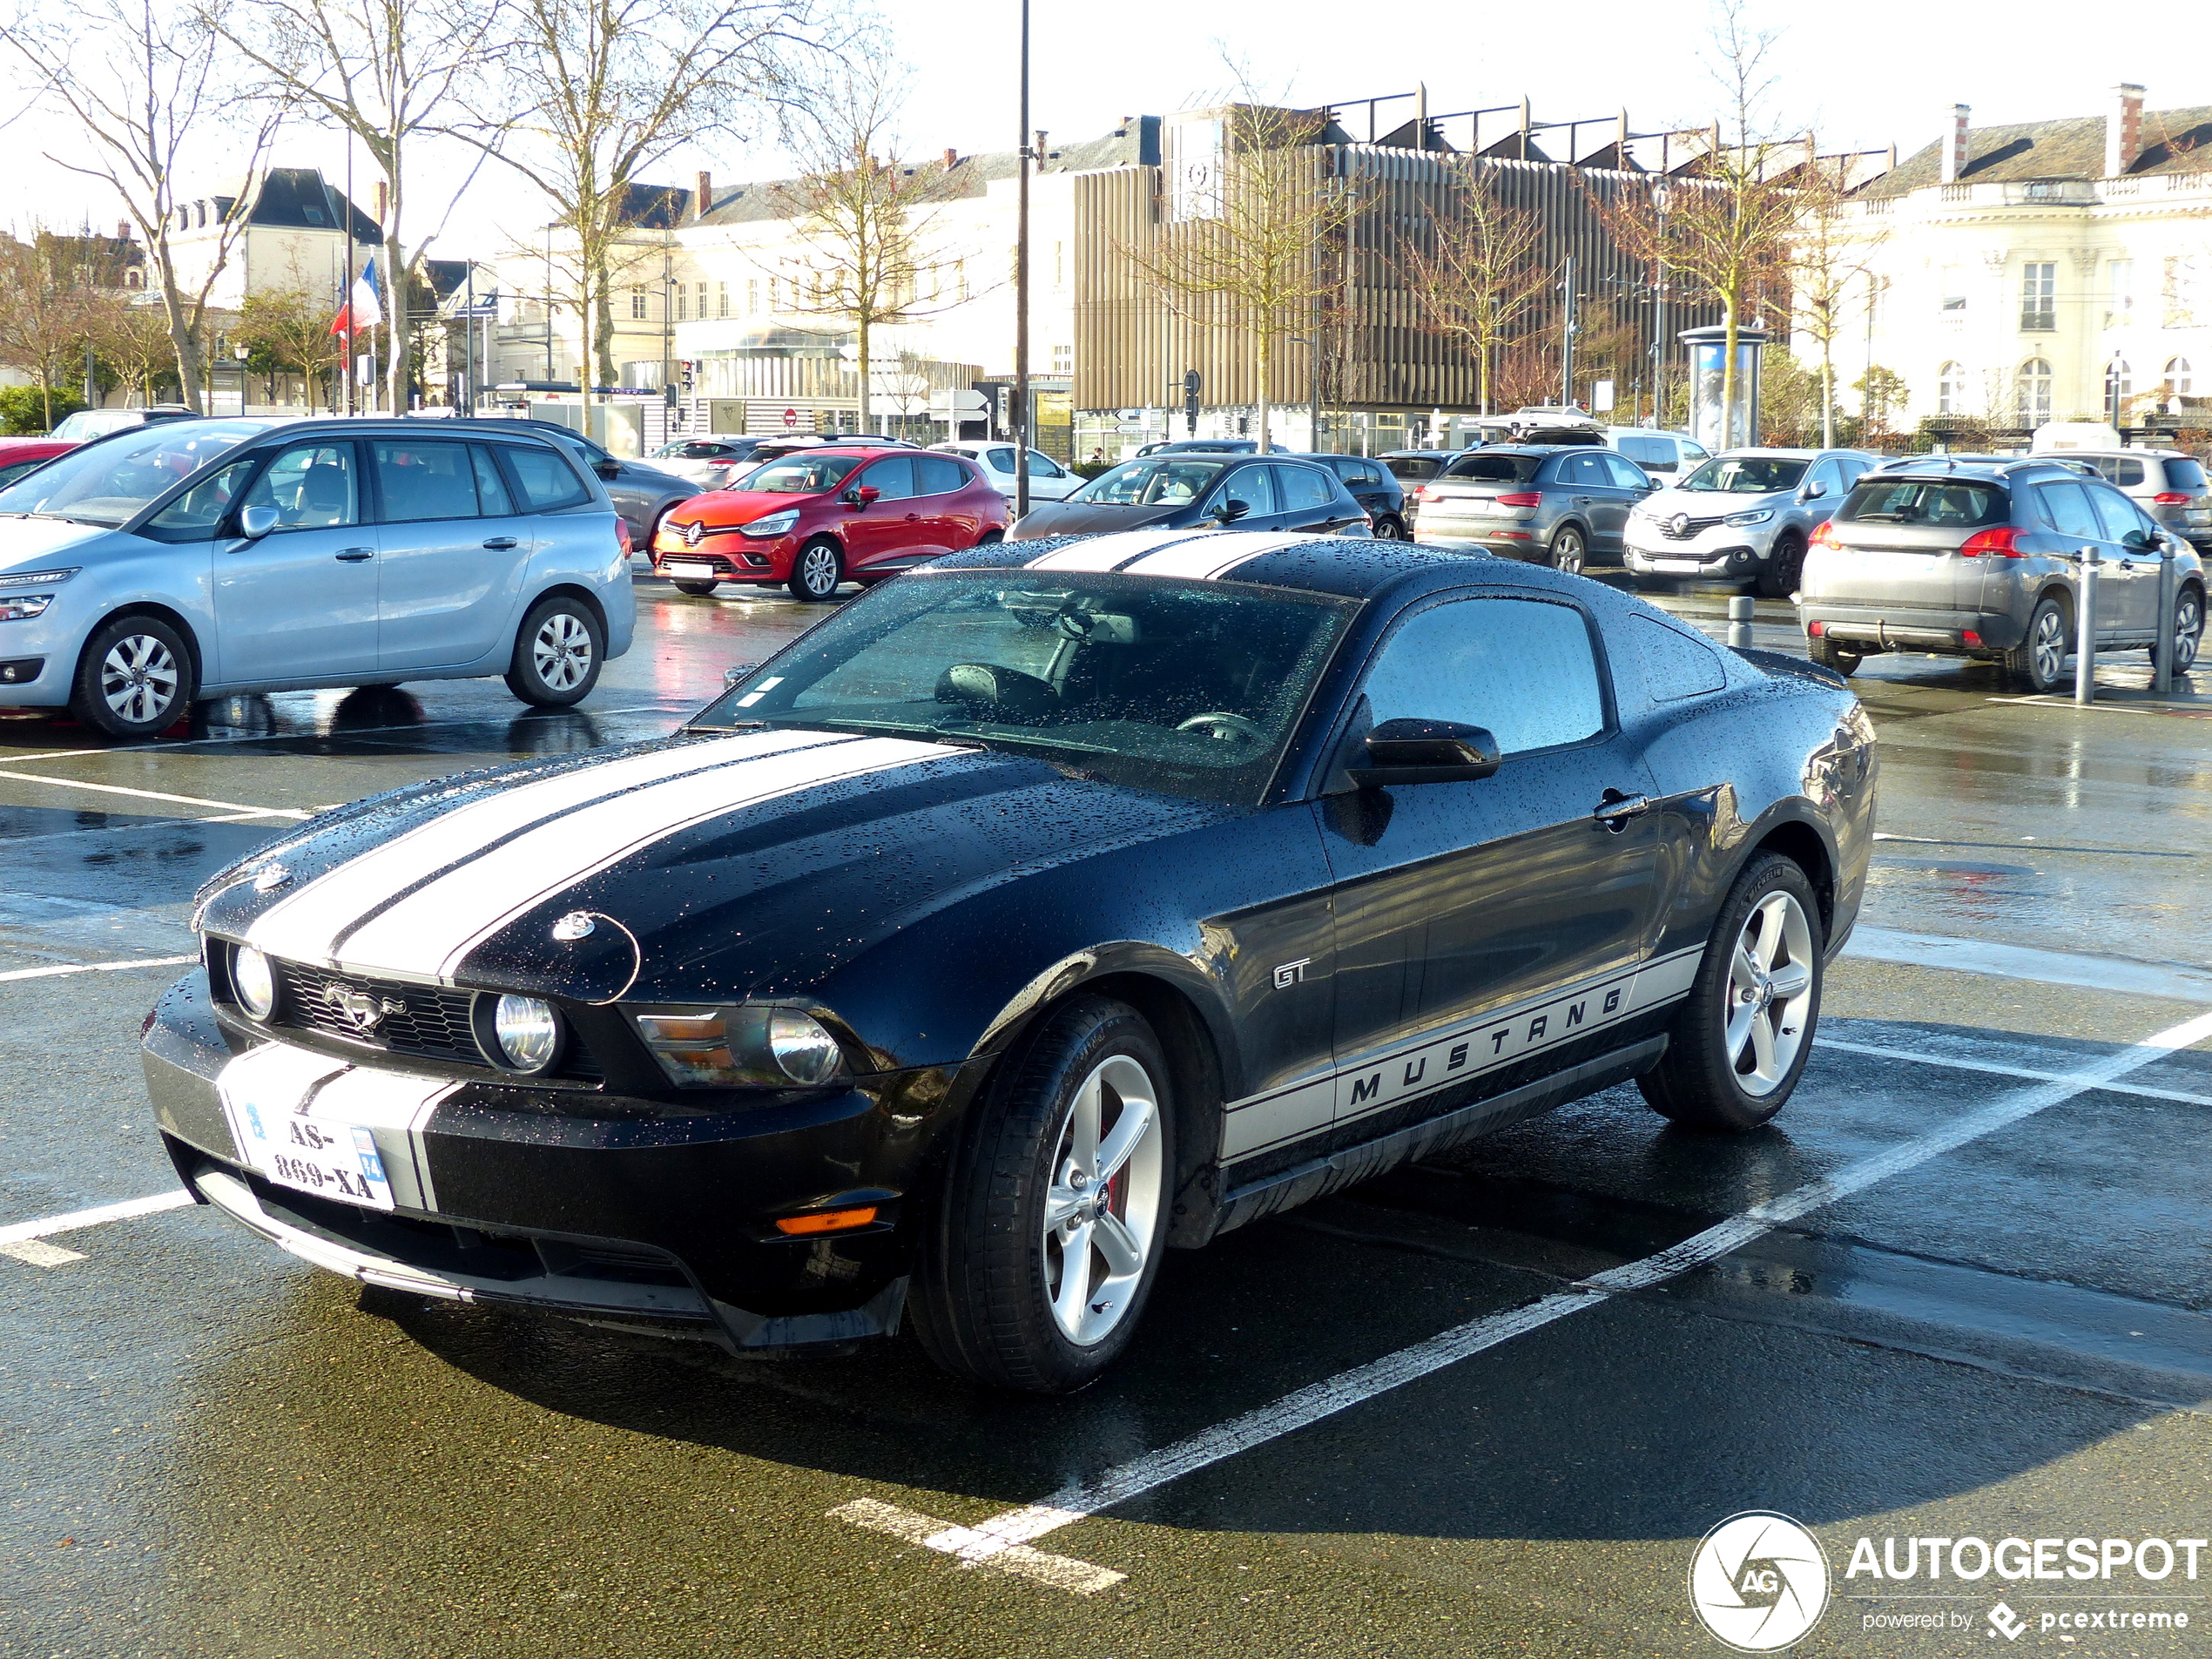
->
[684,520,705,547]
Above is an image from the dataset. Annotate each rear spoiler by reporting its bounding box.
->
[1734,644,1848,689]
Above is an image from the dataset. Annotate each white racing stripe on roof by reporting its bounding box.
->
[1119,531,1334,581]
[334,736,950,981]
[1019,529,1217,570]
[247,729,826,964]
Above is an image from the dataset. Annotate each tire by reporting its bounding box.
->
[1806,633,1861,676]
[1757,533,1806,600]
[71,614,197,740]
[672,579,719,597]
[2006,592,2071,692]
[1639,853,1824,1131]
[1548,525,1587,576]
[975,529,1004,547]
[788,538,843,602]
[503,594,604,708]
[2170,583,2203,674]
[1372,516,1406,541]
[909,995,1174,1393]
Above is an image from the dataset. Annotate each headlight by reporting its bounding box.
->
[0,593,53,621]
[0,567,78,590]
[633,1004,848,1088]
[1724,509,1775,527]
[233,945,276,1020]
[489,994,562,1072]
[740,509,800,539]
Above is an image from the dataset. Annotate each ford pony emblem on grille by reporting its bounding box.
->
[325,982,405,1034]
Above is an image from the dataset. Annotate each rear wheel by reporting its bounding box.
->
[1757,533,1807,600]
[788,538,843,602]
[2007,593,2070,692]
[1548,525,1587,576]
[1806,633,1861,677]
[503,595,603,707]
[1640,853,1823,1131]
[71,614,197,739]
[1371,516,1406,541]
[909,995,1173,1393]
[2168,584,2203,673]
[672,579,719,597]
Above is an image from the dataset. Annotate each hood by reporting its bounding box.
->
[199,727,1226,1010]
[681,486,830,527]
[655,459,741,488]
[1009,500,1189,540]
[1643,486,1787,518]
[0,516,126,570]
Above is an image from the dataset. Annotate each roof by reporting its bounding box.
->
[934,527,1474,599]
[1862,104,2212,199]
[236,168,380,240]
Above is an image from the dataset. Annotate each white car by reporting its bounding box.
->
[930,442,1081,503]
[647,436,765,491]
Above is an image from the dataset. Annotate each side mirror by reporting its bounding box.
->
[593,459,623,480]
[2123,527,2160,551]
[722,662,759,689]
[1347,718,1502,788]
[237,503,279,539]
[841,485,880,509]
[1802,479,1828,500]
[1211,497,1251,523]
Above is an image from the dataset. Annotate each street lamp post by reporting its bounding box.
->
[1013,0,1031,520]
[233,341,249,414]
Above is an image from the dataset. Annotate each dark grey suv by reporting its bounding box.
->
[1410,444,1657,573]
[1797,455,2206,691]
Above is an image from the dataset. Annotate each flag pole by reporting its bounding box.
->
[345,139,356,417]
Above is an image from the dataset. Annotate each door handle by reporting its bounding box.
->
[334,547,374,562]
[904,513,920,521]
[482,536,519,550]
[1593,791,1650,830]
[1572,496,1593,505]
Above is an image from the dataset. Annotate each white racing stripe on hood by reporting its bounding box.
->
[1120,532,1334,580]
[1020,529,1217,570]
[334,735,950,981]
[248,728,828,965]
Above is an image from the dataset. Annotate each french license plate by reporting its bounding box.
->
[226,1095,395,1211]
[1650,557,1703,572]
[664,561,714,579]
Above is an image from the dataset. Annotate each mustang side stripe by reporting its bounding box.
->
[1118,532,1341,582]
[1018,529,1217,571]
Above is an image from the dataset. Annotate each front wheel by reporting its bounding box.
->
[2007,593,2071,692]
[910,995,1173,1393]
[1757,534,1806,600]
[2168,584,2203,674]
[672,579,719,597]
[71,614,197,739]
[788,539,843,602]
[1639,853,1824,1131]
[1371,516,1406,541]
[503,595,604,707]
[1548,525,1586,576]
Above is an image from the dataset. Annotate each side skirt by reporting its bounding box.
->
[1209,1035,1669,1238]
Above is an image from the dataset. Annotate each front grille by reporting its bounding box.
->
[1658,513,1726,541]
[266,959,601,1082]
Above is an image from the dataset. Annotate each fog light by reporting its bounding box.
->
[491,994,561,1072]
[233,945,276,1020]
[768,1008,841,1084]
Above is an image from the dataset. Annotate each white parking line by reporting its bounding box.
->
[853,1002,2212,1582]
[828,1499,1123,1594]
[1816,1035,2212,1107]
[0,769,310,819]
[0,1189,193,1264]
[1844,927,2212,1004]
[0,954,197,984]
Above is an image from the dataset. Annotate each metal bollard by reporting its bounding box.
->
[2075,545,2098,706]
[2155,543,2178,696]
[1727,594,1756,650]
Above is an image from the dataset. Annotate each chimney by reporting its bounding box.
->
[942,147,958,170]
[2107,83,2145,177]
[117,219,132,241]
[696,170,711,217]
[1939,104,1969,185]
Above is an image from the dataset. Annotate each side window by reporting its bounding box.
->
[1211,466,1276,517]
[985,447,1017,471]
[1025,451,1066,478]
[1618,435,1658,466]
[1359,597,1605,757]
[2036,480,2101,540]
[372,441,485,523]
[860,455,918,500]
[503,444,593,512]
[1632,615,1728,702]
[1603,453,1649,489]
[2087,484,2149,542]
[238,442,359,529]
[915,454,969,495]
[142,455,260,541]
[470,447,515,516]
[1273,463,1334,513]
[1564,451,1608,488]
[1839,459,1871,486]
[1805,459,1845,500]
[1645,440,1680,473]
[2116,457,2146,487]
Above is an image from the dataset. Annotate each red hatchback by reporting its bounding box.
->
[651,445,1011,601]
[0,436,78,489]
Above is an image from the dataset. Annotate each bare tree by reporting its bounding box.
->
[1784,149,1887,446]
[211,0,482,415]
[234,266,347,408]
[1393,158,1547,415]
[0,0,282,412]
[1126,81,1352,451]
[86,293,183,404]
[469,0,817,408]
[0,232,96,426]
[774,57,964,428]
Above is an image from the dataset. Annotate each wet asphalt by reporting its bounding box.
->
[3,566,2211,1658]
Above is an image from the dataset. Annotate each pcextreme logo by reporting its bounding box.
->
[1689,1511,1831,1651]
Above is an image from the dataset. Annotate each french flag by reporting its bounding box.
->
[328,257,384,339]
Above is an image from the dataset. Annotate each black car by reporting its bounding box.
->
[1133,438,1292,456]
[1011,453,1368,541]
[145,530,1876,1393]
[1291,452,1409,539]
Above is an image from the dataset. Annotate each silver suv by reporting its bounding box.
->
[1796,455,2205,691]
[0,417,636,738]
[1411,443,1656,573]
[2049,448,2212,553]
[1626,448,1878,598]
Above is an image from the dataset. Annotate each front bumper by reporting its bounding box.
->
[1795,603,2025,654]
[144,969,964,1352]
[651,527,795,583]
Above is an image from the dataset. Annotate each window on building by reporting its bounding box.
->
[1054,240,1064,288]
[2106,356,2133,417]
[1937,361,1966,415]
[1052,343,1073,374]
[2020,261,2056,333]
[747,278,760,314]
[717,281,728,319]
[1940,266,1966,312]
[676,286,688,321]
[696,280,707,318]
[2108,259,2134,326]
[2016,357,2054,426]
[2166,356,2194,396]
[630,287,647,320]
[954,260,968,300]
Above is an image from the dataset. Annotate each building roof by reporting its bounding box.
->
[1862,104,2212,198]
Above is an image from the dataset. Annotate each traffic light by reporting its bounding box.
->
[678,359,696,393]
[1182,368,1200,436]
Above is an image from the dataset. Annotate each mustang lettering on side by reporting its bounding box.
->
[143,527,1877,1393]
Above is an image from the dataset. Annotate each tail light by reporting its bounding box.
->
[616,518,633,557]
[1415,486,1439,502]
[2154,491,2192,505]
[1959,526,2024,558]
[1810,519,1841,550]
[1494,491,1542,509]
[1807,620,1824,636]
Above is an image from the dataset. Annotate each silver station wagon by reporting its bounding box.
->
[0,417,636,738]
[1797,455,2205,691]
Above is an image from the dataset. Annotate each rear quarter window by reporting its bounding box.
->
[1836,477,2007,528]
[1631,615,1728,702]
[2163,457,2208,491]
[502,443,594,511]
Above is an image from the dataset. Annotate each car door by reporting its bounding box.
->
[2038,479,2136,639]
[981,445,1021,497]
[1566,450,1635,552]
[370,438,535,671]
[843,455,921,570]
[211,439,381,685]
[1024,448,1078,501]
[1797,457,1846,527]
[1268,462,1352,534]
[1201,462,1279,529]
[1318,593,1661,1140]
[2086,481,2162,637]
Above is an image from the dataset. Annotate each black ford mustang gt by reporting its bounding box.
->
[144,527,1877,1393]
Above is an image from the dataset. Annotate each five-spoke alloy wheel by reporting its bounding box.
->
[504,596,604,708]
[1040,1054,1164,1348]
[71,614,197,740]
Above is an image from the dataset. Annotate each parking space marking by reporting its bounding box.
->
[0,702,695,765]
[1845,927,2212,1003]
[0,1189,193,1251]
[905,1003,2212,1579]
[0,1239,84,1266]
[0,769,310,819]
[828,1499,1124,1595]
[1817,1035,2212,1107]
[0,954,198,984]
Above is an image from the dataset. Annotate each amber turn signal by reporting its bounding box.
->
[773,1206,879,1236]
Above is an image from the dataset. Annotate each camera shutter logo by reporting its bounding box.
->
[1689,1511,1830,1651]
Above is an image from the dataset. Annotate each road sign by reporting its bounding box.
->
[782,407,799,429]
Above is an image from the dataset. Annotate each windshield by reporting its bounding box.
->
[1837,476,2007,528]
[690,570,1356,806]
[1679,456,1810,493]
[655,440,745,461]
[0,420,266,526]
[732,454,866,494]
[1071,458,1227,505]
